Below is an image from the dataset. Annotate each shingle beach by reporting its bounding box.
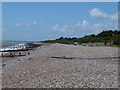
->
[2,44,119,88]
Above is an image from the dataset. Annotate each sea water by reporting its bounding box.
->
[0,41,29,55]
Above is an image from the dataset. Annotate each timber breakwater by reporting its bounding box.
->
[0,42,42,57]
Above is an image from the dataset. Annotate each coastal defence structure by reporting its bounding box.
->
[0,42,42,57]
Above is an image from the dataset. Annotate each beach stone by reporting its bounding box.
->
[2,44,119,88]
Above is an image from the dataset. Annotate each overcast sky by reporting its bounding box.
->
[2,2,118,41]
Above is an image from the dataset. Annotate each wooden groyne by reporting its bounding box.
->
[49,56,120,60]
[0,42,42,52]
[0,42,43,57]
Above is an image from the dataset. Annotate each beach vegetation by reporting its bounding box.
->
[42,30,120,46]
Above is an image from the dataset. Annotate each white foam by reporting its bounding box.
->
[0,43,27,52]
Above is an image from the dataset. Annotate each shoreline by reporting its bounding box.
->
[2,43,51,69]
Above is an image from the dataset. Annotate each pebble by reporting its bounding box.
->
[2,44,118,88]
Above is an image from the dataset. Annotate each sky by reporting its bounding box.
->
[2,2,118,41]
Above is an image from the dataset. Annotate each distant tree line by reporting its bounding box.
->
[42,30,120,45]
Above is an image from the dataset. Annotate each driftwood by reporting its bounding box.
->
[1,54,26,57]
[51,56,76,59]
[49,56,120,60]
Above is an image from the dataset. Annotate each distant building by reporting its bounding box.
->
[74,42,78,45]
[106,41,113,46]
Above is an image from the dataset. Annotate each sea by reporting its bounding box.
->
[1,40,29,47]
[0,41,31,68]
[0,40,32,55]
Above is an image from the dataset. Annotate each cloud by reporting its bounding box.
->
[80,20,89,30]
[32,21,37,25]
[91,22,118,34]
[53,24,66,32]
[16,21,37,27]
[89,8,118,21]
[16,23,21,26]
[110,13,118,21]
[53,20,89,34]
[25,21,37,26]
[53,24,59,31]
[53,19,118,35]
[53,9,118,35]
[89,8,108,19]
